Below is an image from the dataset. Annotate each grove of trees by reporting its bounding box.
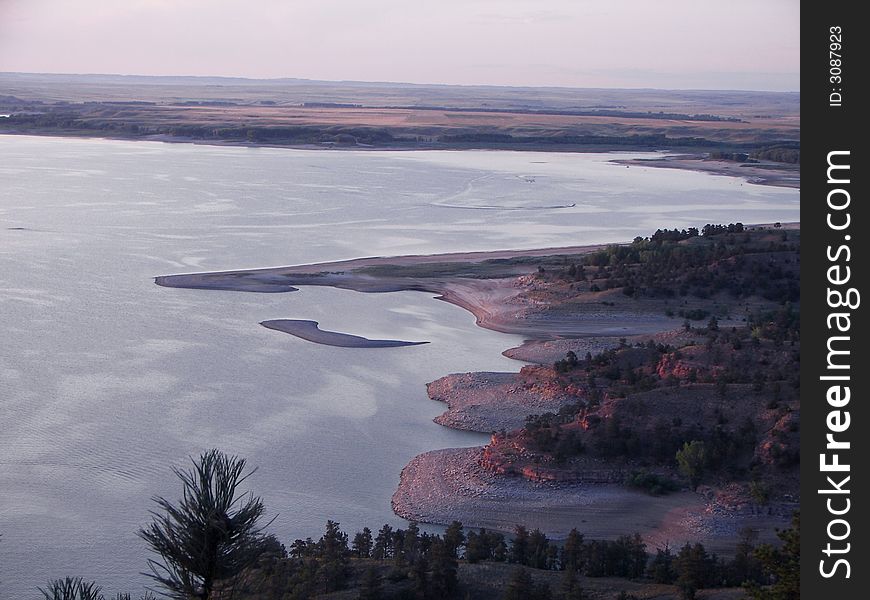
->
[35,450,798,600]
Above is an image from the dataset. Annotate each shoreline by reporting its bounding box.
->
[0,130,716,154]
[428,371,575,434]
[154,238,745,342]
[614,155,799,188]
[155,243,639,341]
[391,448,792,555]
[2,131,799,189]
[155,232,800,553]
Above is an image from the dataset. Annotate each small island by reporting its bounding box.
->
[260,319,429,348]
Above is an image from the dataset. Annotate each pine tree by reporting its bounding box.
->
[289,537,315,558]
[528,529,550,569]
[464,531,485,564]
[319,520,349,561]
[411,554,429,599]
[373,524,394,560]
[560,529,584,572]
[358,566,383,600]
[648,546,676,583]
[38,578,103,600]
[509,525,530,565]
[558,568,584,600]
[403,521,421,565]
[317,520,349,592]
[729,527,761,586]
[746,512,799,600]
[444,521,466,559]
[429,539,459,599]
[352,527,374,559]
[503,567,534,600]
[138,449,270,600]
[392,529,406,566]
[491,535,508,562]
[674,542,712,600]
[625,533,648,579]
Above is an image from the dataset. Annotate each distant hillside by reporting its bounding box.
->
[0,72,800,115]
[0,72,799,153]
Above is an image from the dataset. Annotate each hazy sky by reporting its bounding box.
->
[0,0,799,91]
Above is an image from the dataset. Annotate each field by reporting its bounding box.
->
[1,73,799,151]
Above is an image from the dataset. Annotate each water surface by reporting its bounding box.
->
[0,136,798,597]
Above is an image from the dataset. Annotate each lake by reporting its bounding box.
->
[0,135,798,597]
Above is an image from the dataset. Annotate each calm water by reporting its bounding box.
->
[0,135,798,597]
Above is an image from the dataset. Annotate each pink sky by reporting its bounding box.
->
[0,0,799,91]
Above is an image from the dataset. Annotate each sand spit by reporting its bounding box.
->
[155,249,677,342]
[157,257,671,341]
[154,272,300,293]
[429,372,573,433]
[392,448,791,556]
[261,319,428,348]
[157,244,608,281]
[614,155,800,189]
[155,244,649,341]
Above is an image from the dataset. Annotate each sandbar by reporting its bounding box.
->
[613,154,799,188]
[155,243,675,341]
[261,319,428,348]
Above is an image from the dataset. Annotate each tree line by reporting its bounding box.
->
[544,224,799,303]
[36,449,798,600]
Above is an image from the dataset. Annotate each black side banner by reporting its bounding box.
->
[802,3,867,598]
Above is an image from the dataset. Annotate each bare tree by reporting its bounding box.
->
[139,449,271,599]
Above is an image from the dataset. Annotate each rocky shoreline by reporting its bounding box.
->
[428,372,575,433]
[392,447,793,555]
[156,231,799,554]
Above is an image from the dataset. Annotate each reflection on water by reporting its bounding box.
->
[0,136,798,597]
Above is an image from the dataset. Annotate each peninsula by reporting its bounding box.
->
[157,223,800,556]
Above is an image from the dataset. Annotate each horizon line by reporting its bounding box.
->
[0,70,801,95]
